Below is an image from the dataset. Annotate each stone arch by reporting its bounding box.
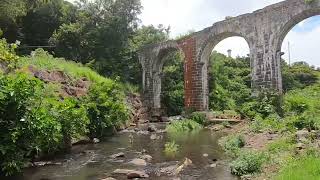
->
[276,8,320,53]
[197,32,252,110]
[151,42,185,112]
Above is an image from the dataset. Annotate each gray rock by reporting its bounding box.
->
[210,163,217,168]
[128,158,147,166]
[147,125,157,132]
[127,170,149,179]
[93,138,100,143]
[101,177,116,180]
[140,154,152,161]
[112,169,149,179]
[113,169,134,175]
[150,134,158,140]
[203,153,209,157]
[110,152,125,159]
[296,129,309,142]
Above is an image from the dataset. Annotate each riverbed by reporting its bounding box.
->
[11,123,238,180]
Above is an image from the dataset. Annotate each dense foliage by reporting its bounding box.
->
[0,40,129,175]
[161,52,184,116]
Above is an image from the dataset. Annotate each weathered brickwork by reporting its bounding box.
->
[138,0,320,115]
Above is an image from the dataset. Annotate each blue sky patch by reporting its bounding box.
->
[292,15,320,33]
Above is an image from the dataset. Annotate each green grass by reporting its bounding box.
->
[18,49,111,84]
[275,156,320,180]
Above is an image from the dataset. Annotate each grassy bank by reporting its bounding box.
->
[0,40,130,176]
[219,79,320,179]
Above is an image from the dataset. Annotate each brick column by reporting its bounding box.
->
[179,38,206,111]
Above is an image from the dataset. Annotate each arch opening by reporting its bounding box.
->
[279,15,320,92]
[152,47,185,116]
[206,36,251,112]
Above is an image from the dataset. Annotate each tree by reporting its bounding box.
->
[21,1,74,48]
[51,0,142,80]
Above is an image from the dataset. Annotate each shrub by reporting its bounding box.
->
[50,98,89,150]
[83,81,129,138]
[219,134,245,156]
[190,112,207,125]
[0,38,19,72]
[230,150,266,176]
[166,119,202,135]
[240,90,281,119]
[0,73,62,175]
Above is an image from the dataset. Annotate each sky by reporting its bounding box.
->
[67,0,320,67]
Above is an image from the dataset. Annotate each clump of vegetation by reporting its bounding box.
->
[164,141,180,157]
[83,82,129,138]
[219,134,245,156]
[0,39,19,72]
[305,0,316,4]
[230,150,266,176]
[166,119,202,134]
[190,112,207,125]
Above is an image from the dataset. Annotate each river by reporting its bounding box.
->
[10,123,238,180]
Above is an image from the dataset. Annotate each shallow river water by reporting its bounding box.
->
[10,123,238,180]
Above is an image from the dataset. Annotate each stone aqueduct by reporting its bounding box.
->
[138,0,320,115]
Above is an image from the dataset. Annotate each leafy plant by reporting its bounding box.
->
[230,150,266,176]
[190,112,207,125]
[219,134,245,156]
[83,81,129,138]
[164,141,180,157]
[0,73,61,175]
[0,39,19,72]
[166,119,202,135]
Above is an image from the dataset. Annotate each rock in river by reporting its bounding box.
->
[110,152,125,159]
[147,124,157,132]
[128,158,147,166]
[113,169,149,179]
[140,154,152,162]
[127,170,149,179]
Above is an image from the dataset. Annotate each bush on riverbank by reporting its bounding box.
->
[230,150,267,176]
[166,119,202,134]
[219,134,245,157]
[0,40,129,175]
